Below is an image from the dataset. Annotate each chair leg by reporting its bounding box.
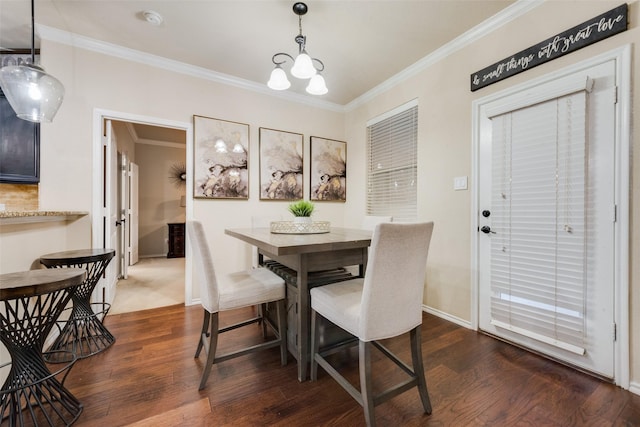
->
[359,340,376,427]
[277,299,288,366]
[199,312,219,390]
[310,309,320,381]
[410,325,432,415]
[195,309,210,358]
[260,303,268,338]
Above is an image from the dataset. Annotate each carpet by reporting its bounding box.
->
[110,257,185,314]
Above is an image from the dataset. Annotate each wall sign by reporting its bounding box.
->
[470,3,627,91]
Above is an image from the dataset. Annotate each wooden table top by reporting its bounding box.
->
[0,269,86,300]
[225,227,372,256]
[39,248,116,264]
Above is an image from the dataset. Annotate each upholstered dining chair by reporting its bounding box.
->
[187,220,287,390]
[310,222,434,426]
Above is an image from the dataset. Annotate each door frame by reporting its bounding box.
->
[92,108,194,305]
[471,45,631,388]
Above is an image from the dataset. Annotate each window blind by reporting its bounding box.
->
[490,91,588,355]
[366,104,417,222]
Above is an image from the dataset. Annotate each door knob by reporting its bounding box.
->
[480,225,495,234]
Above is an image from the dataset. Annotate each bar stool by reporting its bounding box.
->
[39,248,116,362]
[1,268,86,426]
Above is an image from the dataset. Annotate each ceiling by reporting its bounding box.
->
[0,0,518,108]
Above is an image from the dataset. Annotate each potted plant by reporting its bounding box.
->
[288,200,314,224]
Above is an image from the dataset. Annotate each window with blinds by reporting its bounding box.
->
[489,91,588,355]
[366,102,417,222]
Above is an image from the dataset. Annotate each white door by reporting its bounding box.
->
[119,151,129,279]
[129,162,139,266]
[101,119,118,305]
[478,60,616,378]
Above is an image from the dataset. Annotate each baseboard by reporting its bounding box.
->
[139,254,167,259]
[628,381,640,395]
[422,305,473,329]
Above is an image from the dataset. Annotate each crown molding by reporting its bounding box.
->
[135,138,186,149]
[344,0,544,111]
[36,0,542,114]
[36,24,345,113]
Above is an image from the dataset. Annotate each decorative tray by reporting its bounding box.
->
[270,221,331,234]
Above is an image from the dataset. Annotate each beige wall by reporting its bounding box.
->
[135,143,186,257]
[1,0,638,389]
[344,0,639,385]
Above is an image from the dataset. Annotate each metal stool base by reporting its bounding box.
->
[45,302,115,363]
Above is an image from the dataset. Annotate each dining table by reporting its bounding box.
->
[1,268,87,426]
[225,226,372,381]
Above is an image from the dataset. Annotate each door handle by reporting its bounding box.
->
[480,225,496,234]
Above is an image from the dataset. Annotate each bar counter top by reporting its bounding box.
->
[0,210,89,225]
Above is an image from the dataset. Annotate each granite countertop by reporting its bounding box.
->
[0,211,89,225]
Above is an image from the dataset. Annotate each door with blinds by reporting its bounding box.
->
[478,60,616,378]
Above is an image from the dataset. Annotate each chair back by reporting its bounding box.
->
[186,221,219,313]
[359,222,434,341]
[361,215,393,231]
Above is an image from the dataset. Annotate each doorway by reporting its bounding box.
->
[91,110,194,311]
[472,46,630,386]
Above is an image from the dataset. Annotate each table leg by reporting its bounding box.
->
[296,255,309,382]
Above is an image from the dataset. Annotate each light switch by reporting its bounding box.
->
[454,176,468,191]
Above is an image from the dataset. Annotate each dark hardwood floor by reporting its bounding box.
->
[61,304,640,426]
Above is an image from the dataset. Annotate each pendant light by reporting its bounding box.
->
[0,0,65,123]
[267,2,327,96]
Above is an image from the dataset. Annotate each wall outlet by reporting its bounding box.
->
[0,203,5,211]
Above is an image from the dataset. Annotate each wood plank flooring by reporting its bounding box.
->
[61,304,640,426]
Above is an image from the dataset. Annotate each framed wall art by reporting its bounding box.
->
[193,115,249,199]
[310,136,346,202]
[259,127,303,200]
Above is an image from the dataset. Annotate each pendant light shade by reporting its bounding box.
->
[290,51,316,79]
[306,73,327,95]
[0,64,65,123]
[0,0,65,123]
[267,64,291,90]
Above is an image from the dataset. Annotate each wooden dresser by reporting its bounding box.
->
[167,222,185,258]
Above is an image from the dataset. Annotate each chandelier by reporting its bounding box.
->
[0,0,65,122]
[267,2,328,96]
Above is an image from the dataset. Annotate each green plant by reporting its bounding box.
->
[288,200,315,217]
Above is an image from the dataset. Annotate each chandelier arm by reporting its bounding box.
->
[311,58,324,72]
[272,53,294,66]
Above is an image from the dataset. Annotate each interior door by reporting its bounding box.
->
[101,119,118,305]
[478,60,616,378]
[129,162,139,266]
[119,151,129,279]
